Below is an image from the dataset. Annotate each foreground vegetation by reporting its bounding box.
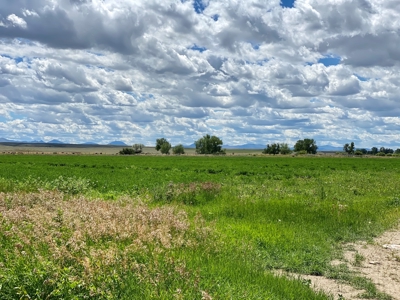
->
[1,155,400,299]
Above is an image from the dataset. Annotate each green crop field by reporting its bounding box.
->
[1,155,399,299]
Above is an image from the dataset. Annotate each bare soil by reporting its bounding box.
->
[277,223,400,300]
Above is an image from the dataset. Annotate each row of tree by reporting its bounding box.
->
[120,136,399,156]
[155,135,224,155]
[343,142,400,155]
[155,138,185,155]
[263,139,318,155]
[120,134,224,155]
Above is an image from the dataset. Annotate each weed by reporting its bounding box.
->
[353,252,365,267]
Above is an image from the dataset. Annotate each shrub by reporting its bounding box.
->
[376,152,386,156]
[119,148,135,155]
[172,144,185,155]
[133,144,144,153]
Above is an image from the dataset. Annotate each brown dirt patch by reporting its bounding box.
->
[277,223,400,300]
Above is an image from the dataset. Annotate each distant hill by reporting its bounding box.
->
[108,141,127,146]
[318,145,345,151]
[0,138,15,143]
[47,139,64,144]
[224,143,265,149]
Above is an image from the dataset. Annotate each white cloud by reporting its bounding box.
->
[7,14,27,29]
[0,0,399,148]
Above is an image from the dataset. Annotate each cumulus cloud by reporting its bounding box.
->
[6,14,27,29]
[0,0,399,147]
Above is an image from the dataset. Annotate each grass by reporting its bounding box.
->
[0,155,400,299]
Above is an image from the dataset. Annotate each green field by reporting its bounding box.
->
[1,155,399,299]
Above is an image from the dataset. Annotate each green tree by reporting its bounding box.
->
[369,147,378,155]
[356,148,367,154]
[155,138,169,151]
[378,146,394,154]
[344,142,355,154]
[172,144,185,155]
[263,143,291,155]
[349,142,355,154]
[395,148,400,154]
[195,134,224,154]
[279,143,292,155]
[343,143,349,153]
[160,142,171,154]
[263,143,280,155]
[294,139,318,154]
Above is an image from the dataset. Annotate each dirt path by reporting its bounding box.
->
[278,224,400,300]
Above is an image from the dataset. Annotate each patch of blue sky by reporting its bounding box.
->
[0,116,8,122]
[193,0,208,14]
[212,14,219,21]
[318,55,341,67]
[250,42,260,50]
[10,112,25,120]
[354,74,369,82]
[280,0,295,8]
[138,93,155,102]
[190,44,207,53]
[1,54,24,63]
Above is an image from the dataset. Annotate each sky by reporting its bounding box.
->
[0,0,399,148]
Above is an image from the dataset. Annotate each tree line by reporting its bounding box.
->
[343,142,400,156]
[119,136,400,156]
[120,134,224,155]
[120,136,319,155]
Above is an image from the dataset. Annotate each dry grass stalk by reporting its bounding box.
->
[0,191,210,296]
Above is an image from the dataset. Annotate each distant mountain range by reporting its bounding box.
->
[107,141,127,146]
[0,137,127,146]
[224,143,265,149]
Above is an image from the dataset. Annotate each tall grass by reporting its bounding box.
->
[1,155,400,298]
[0,191,329,299]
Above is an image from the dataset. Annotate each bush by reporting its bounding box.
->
[172,144,185,155]
[133,144,144,153]
[354,150,363,156]
[376,152,386,156]
[119,148,135,155]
